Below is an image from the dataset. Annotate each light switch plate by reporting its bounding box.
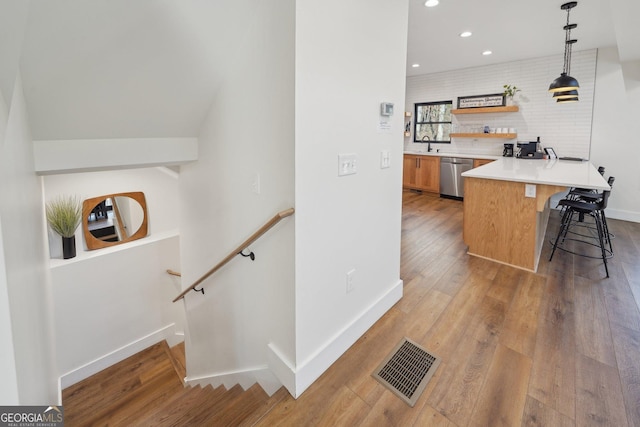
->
[338,153,358,176]
[380,150,391,169]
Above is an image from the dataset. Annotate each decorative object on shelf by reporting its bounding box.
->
[549,2,580,102]
[502,85,521,105]
[46,195,82,259]
[82,191,149,251]
[457,93,505,109]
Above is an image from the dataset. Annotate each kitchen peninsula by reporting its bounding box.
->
[462,158,610,272]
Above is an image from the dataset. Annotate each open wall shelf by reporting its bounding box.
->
[450,133,517,139]
[452,106,519,115]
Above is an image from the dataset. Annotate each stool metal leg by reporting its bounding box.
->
[550,207,573,261]
[594,213,609,278]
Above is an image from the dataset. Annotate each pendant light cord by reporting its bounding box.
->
[564,7,572,76]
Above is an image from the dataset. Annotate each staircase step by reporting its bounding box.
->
[157,383,242,426]
[62,340,288,425]
[203,383,289,426]
[132,384,211,426]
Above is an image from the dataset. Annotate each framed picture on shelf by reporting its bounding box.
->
[457,93,506,109]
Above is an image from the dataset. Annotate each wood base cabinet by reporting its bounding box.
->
[403,155,440,193]
[473,158,495,168]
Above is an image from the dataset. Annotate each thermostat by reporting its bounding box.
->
[380,102,394,116]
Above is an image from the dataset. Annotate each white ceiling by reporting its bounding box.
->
[18,1,251,140]
[6,1,637,140]
[406,0,622,76]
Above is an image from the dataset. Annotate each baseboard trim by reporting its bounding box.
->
[59,323,180,390]
[268,279,403,398]
[605,208,640,223]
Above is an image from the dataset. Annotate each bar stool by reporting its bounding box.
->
[549,177,614,278]
[558,166,605,214]
[566,176,615,254]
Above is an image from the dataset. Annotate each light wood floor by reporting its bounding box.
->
[255,191,640,426]
[64,190,640,426]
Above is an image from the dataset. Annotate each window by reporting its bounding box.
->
[414,101,452,143]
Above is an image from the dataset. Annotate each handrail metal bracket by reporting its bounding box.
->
[192,286,205,296]
[172,207,294,303]
[238,250,255,261]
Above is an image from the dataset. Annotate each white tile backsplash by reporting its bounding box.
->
[405,49,597,159]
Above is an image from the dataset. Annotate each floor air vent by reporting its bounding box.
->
[372,337,441,407]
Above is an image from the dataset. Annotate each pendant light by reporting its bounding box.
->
[553,89,579,99]
[549,2,579,96]
[557,96,579,103]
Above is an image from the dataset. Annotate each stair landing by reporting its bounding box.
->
[62,341,288,426]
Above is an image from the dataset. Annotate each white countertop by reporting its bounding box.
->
[462,157,611,190]
[404,150,501,160]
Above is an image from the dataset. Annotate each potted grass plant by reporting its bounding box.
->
[46,195,82,259]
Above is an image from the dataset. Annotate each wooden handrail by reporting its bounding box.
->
[166,269,181,277]
[172,208,294,302]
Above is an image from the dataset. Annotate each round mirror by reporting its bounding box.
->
[82,192,148,250]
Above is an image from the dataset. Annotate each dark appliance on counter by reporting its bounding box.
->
[517,141,544,159]
[440,157,474,200]
[503,143,514,157]
[517,137,545,159]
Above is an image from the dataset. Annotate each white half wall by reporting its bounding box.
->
[293,0,408,396]
[42,166,184,388]
[51,234,184,388]
[178,0,296,393]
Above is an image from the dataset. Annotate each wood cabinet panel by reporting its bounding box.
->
[473,159,495,168]
[403,155,440,193]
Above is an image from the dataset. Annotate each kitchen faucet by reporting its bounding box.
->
[421,135,432,152]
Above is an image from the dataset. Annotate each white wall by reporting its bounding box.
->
[0,88,20,405]
[43,167,180,258]
[405,50,597,159]
[291,0,408,396]
[42,167,183,387]
[178,0,296,390]
[590,47,640,222]
[0,74,57,404]
[50,234,183,388]
[405,47,640,222]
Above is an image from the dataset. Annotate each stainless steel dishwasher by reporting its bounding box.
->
[440,157,474,199]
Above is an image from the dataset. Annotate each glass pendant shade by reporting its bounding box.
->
[549,73,580,92]
[553,89,579,99]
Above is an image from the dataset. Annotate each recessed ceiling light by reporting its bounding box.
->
[412,64,420,68]
[425,0,439,7]
[482,50,492,56]
[460,31,472,38]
